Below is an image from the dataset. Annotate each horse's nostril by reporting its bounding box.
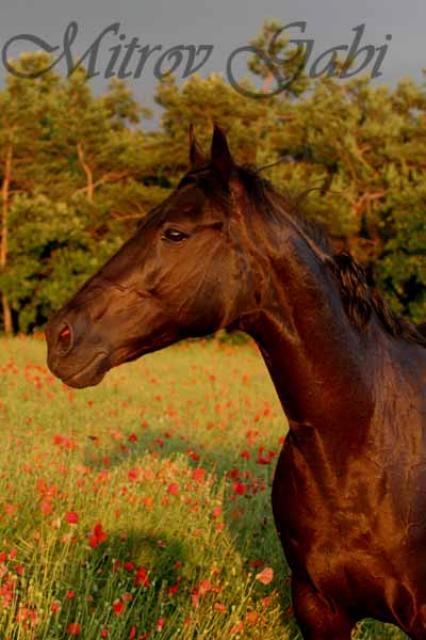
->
[57,323,73,353]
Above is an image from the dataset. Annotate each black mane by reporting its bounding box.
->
[238,166,426,347]
[184,163,425,347]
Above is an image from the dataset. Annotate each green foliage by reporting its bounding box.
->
[375,178,426,322]
[0,21,424,332]
[0,194,123,332]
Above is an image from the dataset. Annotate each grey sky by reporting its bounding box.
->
[0,0,425,124]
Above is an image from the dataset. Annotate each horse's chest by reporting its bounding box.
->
[271,431,409,585]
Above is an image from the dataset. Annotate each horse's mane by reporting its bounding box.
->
[237,167,426,346]
[232,166,426,348]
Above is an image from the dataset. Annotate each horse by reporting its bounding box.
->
[45,125,426,639]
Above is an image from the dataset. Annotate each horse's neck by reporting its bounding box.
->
[241,226,376,437]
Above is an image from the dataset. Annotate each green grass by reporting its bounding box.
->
[0,336,407,639]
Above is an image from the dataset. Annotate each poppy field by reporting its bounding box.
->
[0,337,407,639]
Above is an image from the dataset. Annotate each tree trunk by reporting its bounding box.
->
[1,145,13,335]
[2,295,12,335]
[77,142,94,201]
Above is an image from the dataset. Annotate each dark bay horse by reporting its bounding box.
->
[46,125,426,639]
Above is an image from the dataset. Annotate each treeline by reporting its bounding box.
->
[0,22,424,333]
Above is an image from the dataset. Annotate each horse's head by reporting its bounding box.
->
[46,126,258,388]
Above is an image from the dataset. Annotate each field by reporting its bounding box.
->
[0,337,407,639]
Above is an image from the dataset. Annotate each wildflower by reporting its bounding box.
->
[230,621,244,635]
[233,482,247,496]
[16,606,38,625]
[187,449,200,461]
[89,523,107,549]
[255,567,274,585]
[67,622,81,635]
[40,500,53,516]
[211,506,222,519]
[112,599,125,616]
[50,601,61,614]
[122,592,133,602]
[167,582,179,595]
[191,468,205,483]
[198,579,212,596]
[128,468,139,482]
[65,512,79,525]
[5,503,18,516]
[245,610,259,624]
[53,434,77,450]
[167,483,179,496]
[191,579,213,608]
[134,566,150,587]
[256,447,276,465]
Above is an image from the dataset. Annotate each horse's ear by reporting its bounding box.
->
[211,124,235,184]
[189,124,205,168]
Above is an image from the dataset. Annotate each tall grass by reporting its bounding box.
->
[0,337,406,639]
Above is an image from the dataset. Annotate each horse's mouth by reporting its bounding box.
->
[56,352,110,389]
[49,338,162,389]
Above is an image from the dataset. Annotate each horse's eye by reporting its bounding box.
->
[162,228,189,243]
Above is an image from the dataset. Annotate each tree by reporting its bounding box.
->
[0,54,158,331]
[0,22,424,331]
[0,53,62,333]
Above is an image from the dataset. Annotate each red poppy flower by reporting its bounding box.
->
[255,566,274,585]
[112,600,125,616]
[65,512,79,525]
[167,483,179,496]
[50,601,61,614]
[67,622,81,635]
[191,468,205,483]
[233,482,247,495]
[89,523,107,549]
[134,566,150,588]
